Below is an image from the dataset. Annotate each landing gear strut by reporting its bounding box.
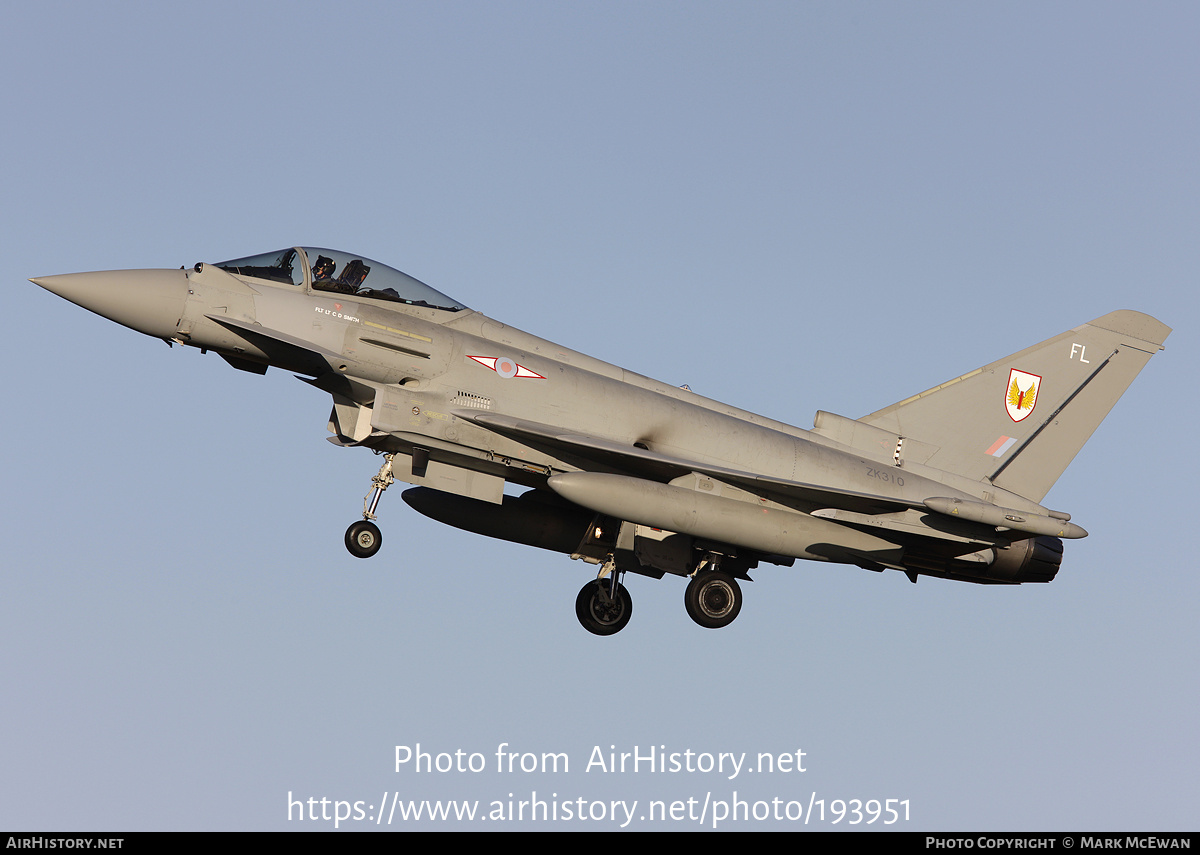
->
[344,453,394,559]
[575,556,632,636]
[684,556,743,629]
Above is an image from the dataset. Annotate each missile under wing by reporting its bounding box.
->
[30,247,1170,635]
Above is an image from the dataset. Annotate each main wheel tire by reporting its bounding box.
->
[684,570,742,629]
[575,579,633,636]
[345,520,382,558]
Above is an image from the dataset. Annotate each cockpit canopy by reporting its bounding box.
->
[215,247,467,312]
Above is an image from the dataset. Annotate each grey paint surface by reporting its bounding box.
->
[30,247,1170,630]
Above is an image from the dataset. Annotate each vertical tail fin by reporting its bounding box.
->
[859,310,1170,501]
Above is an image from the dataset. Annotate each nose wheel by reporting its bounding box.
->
[344,453,395,558]
[345,520,382,558]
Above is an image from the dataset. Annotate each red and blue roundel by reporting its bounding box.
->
[468,355,546,379]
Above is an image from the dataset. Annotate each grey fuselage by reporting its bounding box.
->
[40,246,1156,594]
[190,260,1030,508]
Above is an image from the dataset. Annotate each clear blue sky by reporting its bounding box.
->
[3,1,1196,830]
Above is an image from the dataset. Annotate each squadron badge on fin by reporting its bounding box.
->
[1005,369,1041,423]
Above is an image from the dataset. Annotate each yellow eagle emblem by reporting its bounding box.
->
[1008,378,1037,412]
[1004,369,1041,422]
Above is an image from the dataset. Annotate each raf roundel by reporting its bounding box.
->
[467,355,546,379]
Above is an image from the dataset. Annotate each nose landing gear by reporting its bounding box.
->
[345,520,382,558]
[344,453,394,559]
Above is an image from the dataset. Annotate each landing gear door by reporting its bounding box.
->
[391,450,505,504]
[634,525,692,576]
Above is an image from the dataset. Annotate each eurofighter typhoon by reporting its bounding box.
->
[31,248,1170,634]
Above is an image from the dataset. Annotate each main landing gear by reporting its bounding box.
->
[681,551,743,630]
[575,557,632,636]
[575,578,633,636]
[684,568,743,629]
[574,552,745,635]
[344,453,394,559]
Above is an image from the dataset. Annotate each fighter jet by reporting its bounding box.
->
[30,247,1170,635]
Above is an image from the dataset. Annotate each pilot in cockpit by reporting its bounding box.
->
[312,255,336,282]
[313,255,361,294]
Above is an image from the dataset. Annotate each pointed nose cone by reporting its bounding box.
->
[31,268,190,339]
